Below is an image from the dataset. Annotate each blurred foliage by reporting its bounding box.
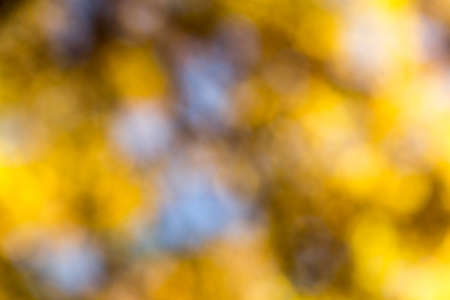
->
[0,0,448,300]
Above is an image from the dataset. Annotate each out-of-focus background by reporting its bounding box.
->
[0,0,449,299]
